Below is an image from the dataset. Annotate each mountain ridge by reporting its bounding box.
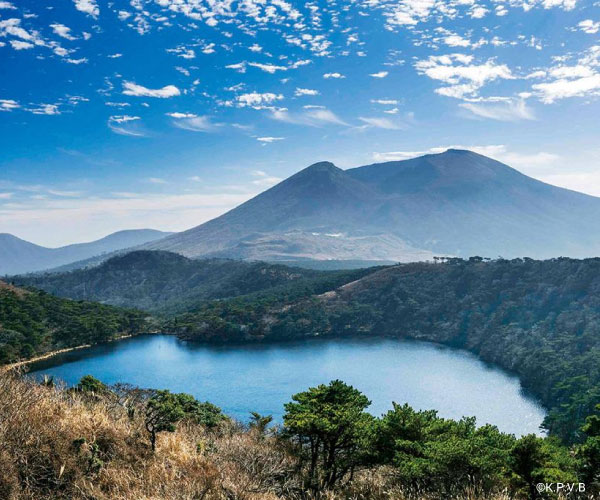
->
[0,229,172,276]
[144,149,600,260]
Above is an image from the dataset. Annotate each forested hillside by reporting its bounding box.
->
[0,281,148,364]
[168,257,600,444]
[14,251,380,313]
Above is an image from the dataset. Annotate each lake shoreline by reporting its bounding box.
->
[3,333,141,371]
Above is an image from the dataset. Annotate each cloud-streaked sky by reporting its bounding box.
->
[1,0,599,246]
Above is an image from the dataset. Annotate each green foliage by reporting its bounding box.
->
[0,282,147,364]
[283,380,375,492]
[509,434,548,499]
[145,390,186,452]
[374,403,514,496]
[77,375,108,395]
[144,389,226,451]
[249,412,274,435]
[579,405,600,487]
[173,392,227,428]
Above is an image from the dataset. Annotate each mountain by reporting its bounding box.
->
[12,250,376,313]
[144,150,600,260]
[0,229,172,276]
[0,279,147,363]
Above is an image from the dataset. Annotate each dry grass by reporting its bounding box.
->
[0,370,301,500]
[0,371,561,500]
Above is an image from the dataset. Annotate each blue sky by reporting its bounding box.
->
[1,0,599,246]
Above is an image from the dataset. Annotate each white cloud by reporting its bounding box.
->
[226,62,247,73]
[271,108,348,126]
[50,23,76,40]
[533,75,600,103]
[289,59,312,69]
[469,5,488,18]
[323,72,345,79]
[0,2,16,9]
[383,0,436,28]
[73,0,99,18]
[170,114,218,132]
[0,99,19,111]
[358,117,405,130]
[108,115,145,136]
[47,189,83,198]
[202,43,215,54]
[28,104,60,115]
[236,92,283,109]
[256,136,284,143]
[251,170,283,186]
[294,87,319,96]
[147,177,167,184]
[415,54,514,99]
[549,65,595,79]
[109,115,140,124]
[122,81,181,98]
[578,19,600,34]
[166,112,197,119]
[248,62,288,73]
[541,0,576,10]
[459,99,535,121]
[443,34,472,48]
[66,57,88,64]
[372,99,399,105]
[0,18,37,42]
[370,71,389,78]
[10,40,34,50]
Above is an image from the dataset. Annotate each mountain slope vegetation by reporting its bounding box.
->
[0,229,171,276]
[145,150,600,260]
[0,280,148,364]
[168,257,600,444]
[13,251,379,313]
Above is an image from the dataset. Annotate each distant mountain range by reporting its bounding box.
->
[4,149,600,275]
[0,229,171,276]
[144,149,600,261]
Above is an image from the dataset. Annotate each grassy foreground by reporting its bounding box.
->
[1,371,598,500]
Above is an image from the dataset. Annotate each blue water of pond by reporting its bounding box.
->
[28,334,545,435]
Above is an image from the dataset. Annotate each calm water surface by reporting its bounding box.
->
[28,335,545,436]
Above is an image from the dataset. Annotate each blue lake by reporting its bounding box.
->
[28,335,546,436]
